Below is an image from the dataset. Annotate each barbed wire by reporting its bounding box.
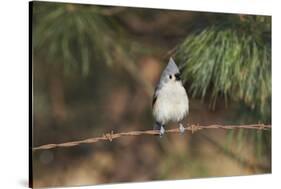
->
[32,123,271,151]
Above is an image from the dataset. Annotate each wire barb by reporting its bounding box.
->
[32,123,271,151]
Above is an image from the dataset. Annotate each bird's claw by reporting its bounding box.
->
[179,123,185,135]
[160,126,165,137]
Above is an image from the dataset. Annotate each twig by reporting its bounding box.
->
[32,124,271,151]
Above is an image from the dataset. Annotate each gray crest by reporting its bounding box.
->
[153,58,180,98]
[159,57,180,82]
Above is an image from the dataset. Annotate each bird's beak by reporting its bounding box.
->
[175,73,181,81]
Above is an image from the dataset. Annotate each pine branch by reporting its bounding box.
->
[32,124,271,151]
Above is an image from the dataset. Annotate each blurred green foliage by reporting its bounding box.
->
[176,15,271,122]
[33,2,125,76]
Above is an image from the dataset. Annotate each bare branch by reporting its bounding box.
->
[32,124,271,151]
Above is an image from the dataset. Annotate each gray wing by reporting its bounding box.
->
[152,82,163,107]
[152,88,158,107]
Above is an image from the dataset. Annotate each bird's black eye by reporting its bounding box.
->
[169,75,172,79]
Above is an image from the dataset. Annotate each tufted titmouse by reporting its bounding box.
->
[152,57,189,136]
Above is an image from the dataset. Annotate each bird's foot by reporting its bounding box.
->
[179,123,185,135]
[160,126,165,137]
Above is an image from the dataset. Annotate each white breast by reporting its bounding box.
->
[153,81,189,124]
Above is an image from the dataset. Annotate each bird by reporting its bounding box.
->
[152,57,189,137]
